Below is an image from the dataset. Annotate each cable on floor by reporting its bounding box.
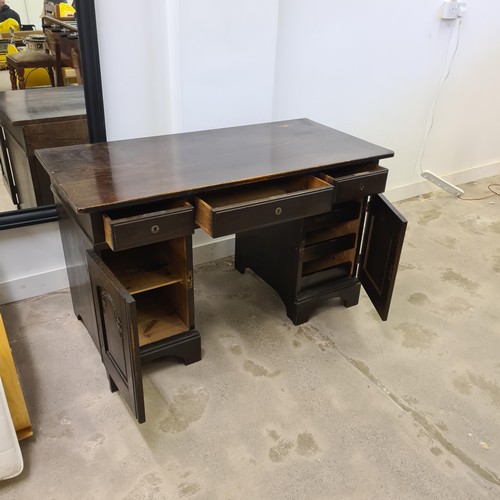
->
[458,184,500,201]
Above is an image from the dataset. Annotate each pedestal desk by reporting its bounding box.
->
[0,86,87,209]
[36,119,407,423]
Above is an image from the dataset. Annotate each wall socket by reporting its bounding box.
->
[442,1,466,19]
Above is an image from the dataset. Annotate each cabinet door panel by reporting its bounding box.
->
[87,251,145,423]
[358,194,407,320]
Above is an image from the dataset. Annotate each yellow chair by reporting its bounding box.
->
[57,3,76,20]
[0,19,19,34]
[6,44,54,89]
[0,19,19,68]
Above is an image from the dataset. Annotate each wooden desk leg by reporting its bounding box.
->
[8,66,18,90]
[47,67,55,87]
[17,67,26,90]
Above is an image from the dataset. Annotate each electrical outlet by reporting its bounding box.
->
[442,1,466,19]
[442,1,459,19]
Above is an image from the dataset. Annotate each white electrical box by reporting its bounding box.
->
[442,1,466,19]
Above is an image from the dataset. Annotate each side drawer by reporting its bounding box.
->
[320,163,388,203]
[103,201,194,251]
[195,176,333,238]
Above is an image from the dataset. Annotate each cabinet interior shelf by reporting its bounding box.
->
[102,244,184,295]
[136,293,188,347]
[116,265,182,295]
[302,257,352,277]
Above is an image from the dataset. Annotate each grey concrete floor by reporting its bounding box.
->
[1,174,499,499]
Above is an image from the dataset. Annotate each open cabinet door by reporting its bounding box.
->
[87,251,145,423]
[358,194,407,321]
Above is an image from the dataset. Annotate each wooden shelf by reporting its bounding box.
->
[302,256,352,277]
[136,294,188,347]
[115,265,182,295]
[300,261,352,290]
[102,245,184,295]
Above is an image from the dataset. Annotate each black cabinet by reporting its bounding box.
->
[88,218,200,423]
[235,165,406,325]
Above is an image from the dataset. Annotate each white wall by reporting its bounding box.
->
[10,0,48,28]
[2,0,500,304]
[0,222,68,304]
[177,0,280,132]
[94,0,280,137]
[94,0,173,141]
[272,0,500,192]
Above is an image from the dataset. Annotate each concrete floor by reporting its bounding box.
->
[0,174,499,499]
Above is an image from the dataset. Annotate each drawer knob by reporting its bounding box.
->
[275,207,283,216]
[151,224,160,234]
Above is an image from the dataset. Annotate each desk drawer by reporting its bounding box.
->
[320,163,388,203]
[195,176,333,237]
[103,201,194,251]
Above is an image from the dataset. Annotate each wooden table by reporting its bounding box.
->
[36,119,407,423]
[0,86,87,209]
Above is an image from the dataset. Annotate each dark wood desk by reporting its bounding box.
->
[36,119,406,423]
[0,86,87,209]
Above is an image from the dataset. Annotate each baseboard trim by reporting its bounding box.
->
[193,232,235,265]
[0,268,69,305]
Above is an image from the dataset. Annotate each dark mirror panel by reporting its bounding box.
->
[0,0,104,230]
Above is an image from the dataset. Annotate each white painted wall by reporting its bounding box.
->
[177,0,280,132]
[94,0,173,140]
[272,0,500,192]
[94,0,280,137]
[2,0,500,304]
[0,222,68,304]
[10,0,48,28]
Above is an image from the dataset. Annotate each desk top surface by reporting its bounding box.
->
[0,86,86,126]
[36,118,394,214]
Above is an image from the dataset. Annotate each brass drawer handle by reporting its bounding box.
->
[151,224,160,234]
[275,207,283,216]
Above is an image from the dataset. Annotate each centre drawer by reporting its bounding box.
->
[103,201,194,251]
[195,175,333,238]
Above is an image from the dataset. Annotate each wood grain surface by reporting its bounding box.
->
[0,86,86,126]
[36,119,393,213]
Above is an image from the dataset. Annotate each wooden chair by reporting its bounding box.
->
[6,48,55,90]
[42,15,79,87]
